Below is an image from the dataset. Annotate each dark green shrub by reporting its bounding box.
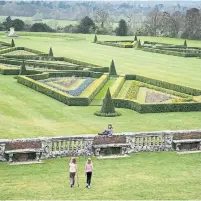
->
[94,35,98,43]
[11,39,15,47]
[136,39,142,49]
[101,88,115,113]
[19,60,27,75]
[49,47,53,57]
[134,35,138,41]
[184,40,187,48]
[109,60,117,76]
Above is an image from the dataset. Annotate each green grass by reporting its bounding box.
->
[1,152,201,199]
[95,78,116,99]
[1,76,201,139]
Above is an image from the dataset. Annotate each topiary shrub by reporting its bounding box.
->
[109,59,117,76]
[134,35,138,41]
[11,39,15,47]
[184,40,187,48]
[49,47,53,57]
[136,39,142,49]
[94,88,121,117]
[19,60,27,75]
[94,35,98,43]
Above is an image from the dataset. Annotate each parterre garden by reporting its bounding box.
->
[1,38,201,114]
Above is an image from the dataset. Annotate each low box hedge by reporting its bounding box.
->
[113,98,201,113]
[113,98,141,112]
[0,68,42,75]
[110,76,125,98]
[140,102,201,113]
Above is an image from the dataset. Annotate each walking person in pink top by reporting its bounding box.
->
[85,158,93,189]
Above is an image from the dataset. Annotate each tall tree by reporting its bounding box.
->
[116,19,128,36]
[3,16,12,30]
[77,16,95,34]
[94,8,109,28]
[183,8,201,40]
[12,19,25,31]
[145,8,162,36]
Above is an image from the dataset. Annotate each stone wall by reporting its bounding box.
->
[0,129,201,162]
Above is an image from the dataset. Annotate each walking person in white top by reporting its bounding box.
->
[69,157,77,188]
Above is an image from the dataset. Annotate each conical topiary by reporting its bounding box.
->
[100,88,116,114]
[136,39,142,49]
[94,88,121,117]
[109,59,117,76]
[49,47,53,57]
[184,40,187,48]
[19,60,27,75]
[134,35,138,41]
[11,39,15,47]
[94,34,98,43]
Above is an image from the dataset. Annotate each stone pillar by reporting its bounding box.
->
[0,143,6,162]
[95,148,100,156]
[176,143,181,151]
[36,152,40,161]
[9,153,13,163]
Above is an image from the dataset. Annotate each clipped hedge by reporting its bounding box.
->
[97,41,133,48]
[113,98,141,112]
[80,74,109,102]
[48,70,103,78]
[26,73,49,80]
[140,102,201,113]
[0,68,42,75]
[0,58,79,71]
[113,98,201,113]
[125,74,201,96]
[142,47,200,58]
[17,76,89,106]
[110,76,125,98]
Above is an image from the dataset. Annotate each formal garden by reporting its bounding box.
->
[1,32,201,200]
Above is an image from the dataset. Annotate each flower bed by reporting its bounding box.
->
[39,77,95,96]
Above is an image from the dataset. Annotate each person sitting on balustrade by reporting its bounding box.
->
[98,124,113,136]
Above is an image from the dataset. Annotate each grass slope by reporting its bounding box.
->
[1,152,201,199]
[1,76,201,139]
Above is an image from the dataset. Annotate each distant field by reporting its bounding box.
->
[0,16,78,29]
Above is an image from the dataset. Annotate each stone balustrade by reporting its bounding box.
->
[0,129,201,162]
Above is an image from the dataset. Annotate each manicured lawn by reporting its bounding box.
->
[0,32,201,90]
[0,76,201,139]
[1,152,201,199]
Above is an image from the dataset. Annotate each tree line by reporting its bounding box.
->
[1,7,201,40]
